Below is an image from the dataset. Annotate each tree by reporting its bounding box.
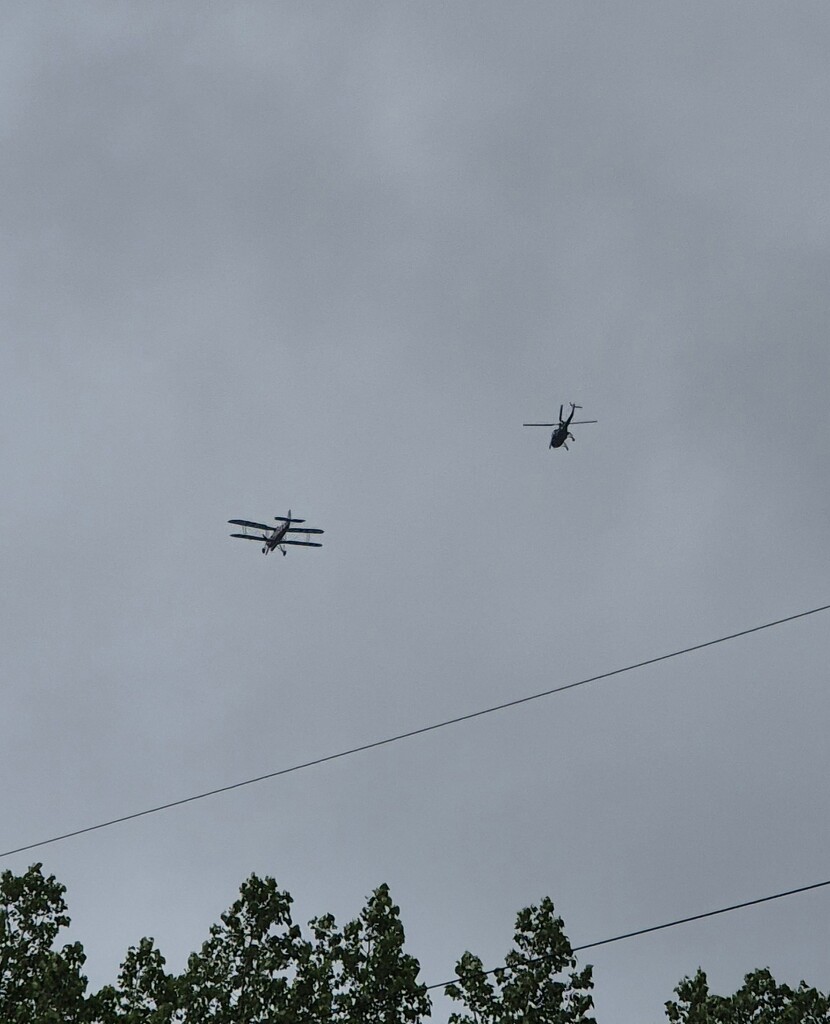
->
[330,883,430,1024]
[3,863,830,1023]
[92,938,180,1024]
[445,897,596,1024]
[176,877,429,1023]
[179,874,305,1022]
[0,863,89,1023]
[666,967,830,1024]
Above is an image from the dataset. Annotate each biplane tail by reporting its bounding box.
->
[274,510,306,524]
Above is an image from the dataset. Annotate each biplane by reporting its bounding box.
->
[229,511,324,556]
[523,403,597,450]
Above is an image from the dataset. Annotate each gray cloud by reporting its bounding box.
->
[2,4,829,1021]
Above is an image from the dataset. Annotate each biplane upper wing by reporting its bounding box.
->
[228,519,273,531]
[281,539,323,547]
[286,527,324,534]
[522,422,557,426]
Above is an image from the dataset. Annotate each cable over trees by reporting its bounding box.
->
[2,864,829,1023]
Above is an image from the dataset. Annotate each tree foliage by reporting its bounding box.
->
[445,897,595,1024]
[0,865,432,1023]
[666,967,830,1024]
[0,863,89,1023]
[2,863,828,1023]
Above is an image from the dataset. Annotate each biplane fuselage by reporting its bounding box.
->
[261,521,290,554]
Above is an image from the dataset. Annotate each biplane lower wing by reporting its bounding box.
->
[281,540,322,547]
[230,533,267,541]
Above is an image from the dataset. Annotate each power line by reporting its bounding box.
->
[2,602,828,860]
[427,875,830,991]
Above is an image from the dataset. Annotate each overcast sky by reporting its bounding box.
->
[2,4,829,1021]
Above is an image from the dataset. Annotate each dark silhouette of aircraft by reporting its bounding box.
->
[523,403,597,450]
[229,511,324,556]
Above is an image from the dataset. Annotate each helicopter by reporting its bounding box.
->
[523,403,597,450]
